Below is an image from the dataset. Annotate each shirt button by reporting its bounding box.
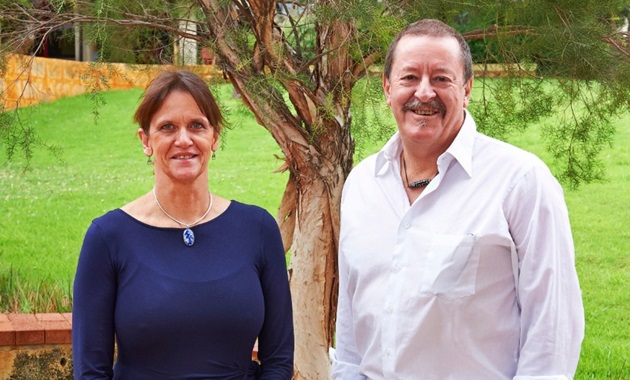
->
[384,349,391,357]
[403,223,410,229]
[386,306,393,314]
[392,263,402,272]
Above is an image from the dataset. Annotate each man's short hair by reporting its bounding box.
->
[383,19,473,83]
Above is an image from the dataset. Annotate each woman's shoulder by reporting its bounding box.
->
[228,200,271,217]
[81,209,135,248]
[224,200,277,227]
[89,208,133,232]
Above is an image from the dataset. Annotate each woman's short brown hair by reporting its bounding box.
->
[134,70,223,135]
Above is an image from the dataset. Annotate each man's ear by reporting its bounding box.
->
[382,74,392,107]
[463,77,474,108]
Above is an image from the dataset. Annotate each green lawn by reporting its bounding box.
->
[1,84,629,377]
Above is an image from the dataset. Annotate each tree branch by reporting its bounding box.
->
[462,25,539,41]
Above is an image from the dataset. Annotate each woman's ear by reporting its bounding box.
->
[212,127,220,152]
[138,128,152,156]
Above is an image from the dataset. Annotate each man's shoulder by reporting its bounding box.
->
[346,152,381,183]
[475,132,544,166]
[473,132,559,191]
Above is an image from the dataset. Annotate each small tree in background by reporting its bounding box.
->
[1,1,629,378]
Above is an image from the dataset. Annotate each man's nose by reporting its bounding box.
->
[414,77,436,102]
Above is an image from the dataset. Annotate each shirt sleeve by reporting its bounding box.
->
[332,182,368,380]
[504,164,585,379]
[72,221,116,379]
[256,211,295,379]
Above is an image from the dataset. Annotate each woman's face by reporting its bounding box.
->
[139,90,219,185]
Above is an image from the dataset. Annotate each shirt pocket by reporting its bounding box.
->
[416,233,481,300]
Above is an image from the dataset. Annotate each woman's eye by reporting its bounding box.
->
[160,123,175,130]
[191,122,206,130]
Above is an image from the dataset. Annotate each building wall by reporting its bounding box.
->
[1,54,222,110]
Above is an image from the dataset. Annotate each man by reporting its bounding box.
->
[332,19,584,379]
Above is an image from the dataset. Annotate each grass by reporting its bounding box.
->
[1,83,629,377]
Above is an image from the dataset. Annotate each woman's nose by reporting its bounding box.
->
[175,128,193,146]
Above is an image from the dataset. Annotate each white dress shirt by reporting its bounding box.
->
[332,110,584,380]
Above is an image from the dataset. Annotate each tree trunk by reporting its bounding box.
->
[289,166,344,379]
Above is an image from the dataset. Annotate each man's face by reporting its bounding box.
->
[383,35,473,152]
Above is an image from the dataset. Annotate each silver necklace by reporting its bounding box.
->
[152,187,213,247]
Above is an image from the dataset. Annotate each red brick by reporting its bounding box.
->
[36,313,66,322]
[0,319,16,346]
[42,321,72,344]
[8,313,45,345]
[7,313,37,324]
[62,313,73,327]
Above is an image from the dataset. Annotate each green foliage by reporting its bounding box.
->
[540,81,614,187]
[469,78,555,140]
[350,75,395,159]
[0,267,71,313]
[81,0,177,64]
[0,109,63,167]
[275,1,317,64]
[450,0,629,69]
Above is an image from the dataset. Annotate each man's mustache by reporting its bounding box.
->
[402,98,446,115]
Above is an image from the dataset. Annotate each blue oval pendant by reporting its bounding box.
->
[183,228,195,247]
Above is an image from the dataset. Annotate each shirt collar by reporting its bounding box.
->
[374,109,477,178]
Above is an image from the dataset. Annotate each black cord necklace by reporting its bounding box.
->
[401,154,438,189]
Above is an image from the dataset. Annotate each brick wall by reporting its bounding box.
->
[0,313,73,379]
[0,54,223,110]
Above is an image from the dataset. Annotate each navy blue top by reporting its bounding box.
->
[72,201,294,379]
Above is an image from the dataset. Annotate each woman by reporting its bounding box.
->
[72,70,294,379]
